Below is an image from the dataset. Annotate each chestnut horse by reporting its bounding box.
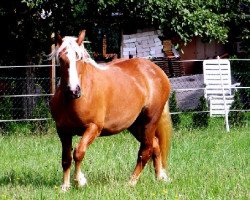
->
[50,30,172,191]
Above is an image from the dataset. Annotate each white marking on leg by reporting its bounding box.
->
[158,168,171,183]
[61,183,70,192]
[129,172,141,187]
[61,169,71,191]
[74,171,87,187]
[129,176,138,187]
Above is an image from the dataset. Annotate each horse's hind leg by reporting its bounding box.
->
[58,132,73,191]
[152,137,170,182]
[129,124,156,186]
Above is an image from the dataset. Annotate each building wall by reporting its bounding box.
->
[181,37,226,75]
[121,30,164,58]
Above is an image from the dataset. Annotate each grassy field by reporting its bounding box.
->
[0,118,249,200]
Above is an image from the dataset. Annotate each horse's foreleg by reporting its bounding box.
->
[73,123,100,187]
[59,134,73,191]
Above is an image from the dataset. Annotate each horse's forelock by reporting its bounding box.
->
[50,37,87,61]
[59,37,81,59]
[49,36,102,69]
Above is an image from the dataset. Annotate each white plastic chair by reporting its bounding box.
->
[203,58,240,131]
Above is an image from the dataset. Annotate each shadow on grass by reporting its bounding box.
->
[86,171,127,187]
[0,166,131,188]
[0,169,60,188]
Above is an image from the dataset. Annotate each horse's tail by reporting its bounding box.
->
[156,101,172,169]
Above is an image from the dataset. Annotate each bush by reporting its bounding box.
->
[32,96,52,132]
[0,97,14,131]
[228,91,247,127]
[192,96,209,128]
[169,91,181,128]
[0,97,12,119]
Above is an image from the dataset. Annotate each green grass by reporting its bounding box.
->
[0,119,249,200]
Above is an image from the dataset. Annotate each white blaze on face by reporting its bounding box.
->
[66,47,80,91]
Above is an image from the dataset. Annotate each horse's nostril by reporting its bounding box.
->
[65,85,81,99]
[73,85,81,99]
[76,85,81,93]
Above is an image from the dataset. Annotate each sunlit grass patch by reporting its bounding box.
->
[0,121,249,199]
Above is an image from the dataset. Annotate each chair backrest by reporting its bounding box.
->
[203,59,232,99]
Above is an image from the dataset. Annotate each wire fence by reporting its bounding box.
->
[0,65,56,123]
[0,59,249,132]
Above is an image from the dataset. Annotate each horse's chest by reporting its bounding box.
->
[52,102,99,132]
[55,107,85,127]
[56,111,75,127]
[51,100,81,128]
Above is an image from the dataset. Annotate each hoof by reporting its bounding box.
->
[74,173,87,187]
[158,169,172,183]
[61,183,70,192]
[128,176,138,187]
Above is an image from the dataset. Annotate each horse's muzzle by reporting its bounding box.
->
[66,85,81,99]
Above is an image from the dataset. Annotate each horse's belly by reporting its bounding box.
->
[103,107,142,134]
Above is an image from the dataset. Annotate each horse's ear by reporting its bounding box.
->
[77,30,86,45]
[55,33,63,46]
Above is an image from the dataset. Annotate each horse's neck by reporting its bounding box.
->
[77,61,102,89]
[80,60,108,75]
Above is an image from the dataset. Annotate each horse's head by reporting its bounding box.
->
[55,30,89,99]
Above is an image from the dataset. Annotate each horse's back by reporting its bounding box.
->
[109,58,171,100]
[109,58,169,80]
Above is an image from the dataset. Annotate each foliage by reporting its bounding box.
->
[89,25,121,57]
[2,122,34,135]
[0,97,13,131]
[32,88,52,132]
[228,91,247,127]
[162,0,229,44]
[0,97,12,120]
[231,58,250,109]
[0,0,51,65]
[227,0,250,56]
[169,91,181,129]
[84,36,94,58]
[192,96,209,128]
[32,98,50,119]
[0,0,249,65]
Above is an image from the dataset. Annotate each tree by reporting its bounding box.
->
[0,0,52,65]
[96,0,248,46]
[227,0,250,56]
[0,0,249,65]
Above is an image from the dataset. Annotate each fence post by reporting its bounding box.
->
[50,33,56,94]
[102,34,107,58]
